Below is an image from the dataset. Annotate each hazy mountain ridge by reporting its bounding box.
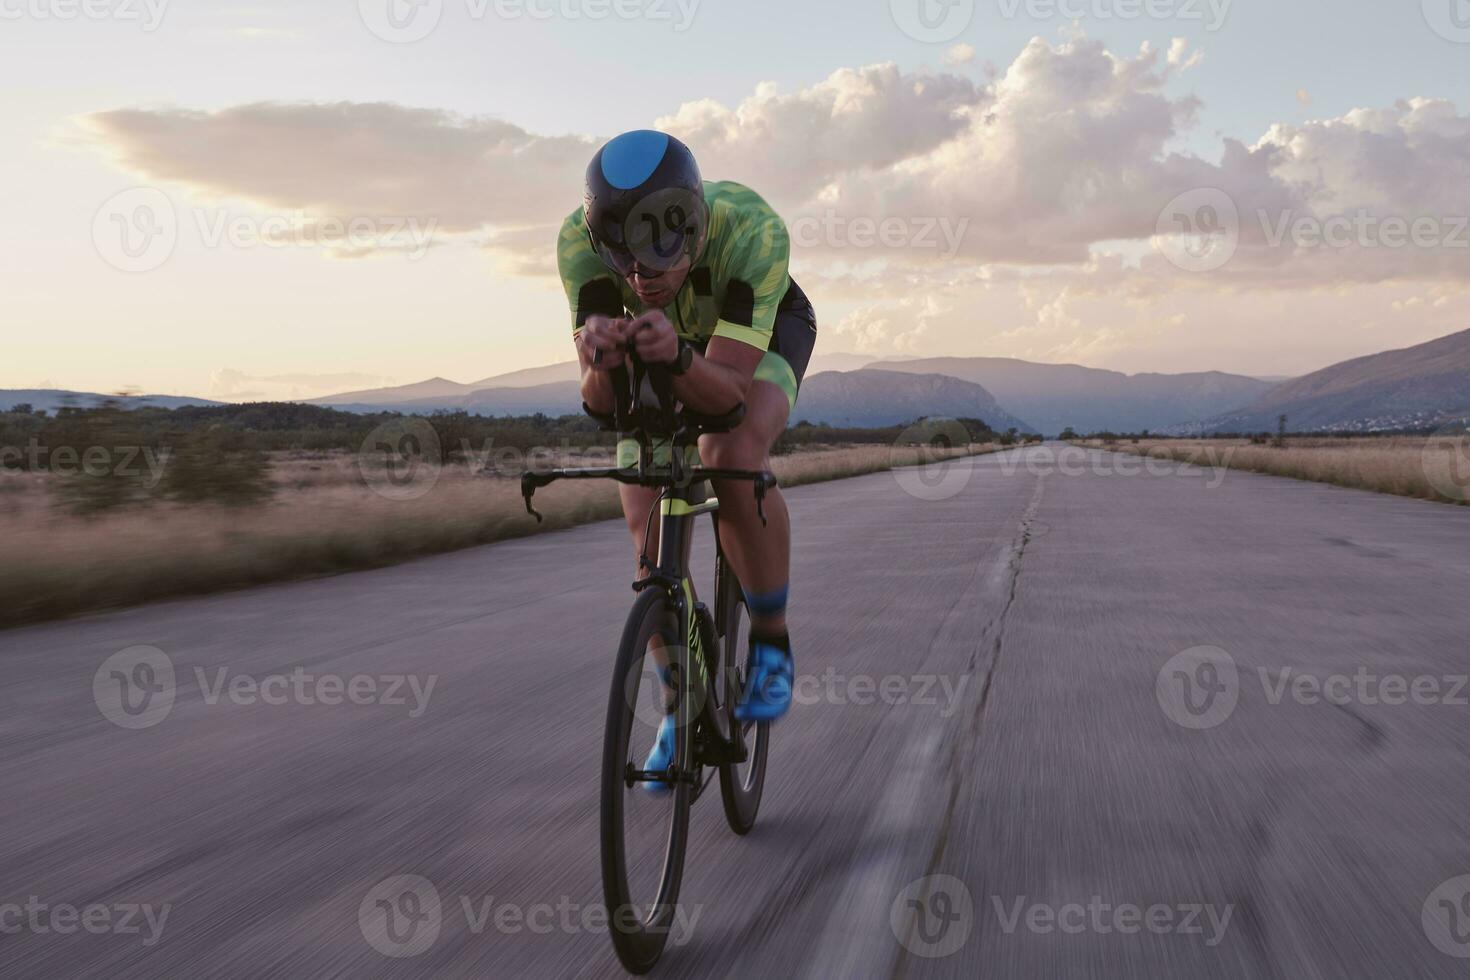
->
[0,390,223,414]
[16,330,1470,436]
[793,370,1034,432]
[1189,327,1470,433]
[862,357,1277,434]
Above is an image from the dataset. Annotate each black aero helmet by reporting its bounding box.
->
[583,130,708,276]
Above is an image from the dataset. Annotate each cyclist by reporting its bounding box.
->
[558,130,816,785]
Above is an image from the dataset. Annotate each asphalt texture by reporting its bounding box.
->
[5,445,1470,978]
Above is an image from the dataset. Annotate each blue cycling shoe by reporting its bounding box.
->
[641,714,677,794]
[642,661,678,795]
[734,639,794,722]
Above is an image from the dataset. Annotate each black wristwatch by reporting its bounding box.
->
[667,339,695,376]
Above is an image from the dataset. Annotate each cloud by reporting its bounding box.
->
[654,63,984,205]
[77,35,1470,292]
[82,102,593,237]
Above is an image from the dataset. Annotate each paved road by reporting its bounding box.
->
[5,446,1470,978]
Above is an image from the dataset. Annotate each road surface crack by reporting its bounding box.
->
[891,474,1046,980]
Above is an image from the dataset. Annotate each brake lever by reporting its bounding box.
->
[521,474,544,523]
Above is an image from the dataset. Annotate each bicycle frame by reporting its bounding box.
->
[519,348,778,778]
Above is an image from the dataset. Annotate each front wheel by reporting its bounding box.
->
[600,588,692,974]
[717,577,769,835]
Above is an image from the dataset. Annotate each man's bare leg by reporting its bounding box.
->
[699,380,791,637]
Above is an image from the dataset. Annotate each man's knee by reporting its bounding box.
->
[701,428,768,470]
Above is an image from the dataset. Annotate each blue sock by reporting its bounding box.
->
[744,585,789,641]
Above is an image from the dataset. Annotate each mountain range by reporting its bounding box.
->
[8,329,1469,435]
[1186,327,1470,434]
[859,357,1277,435]
[0,389,221,414]
[298,354,1276,432]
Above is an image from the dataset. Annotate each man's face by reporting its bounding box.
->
[625,257,691,309]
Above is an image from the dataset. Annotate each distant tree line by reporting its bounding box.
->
[1,400,1023,514]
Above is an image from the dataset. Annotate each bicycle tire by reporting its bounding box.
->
[600,587,692,974]
[716,564,769,835]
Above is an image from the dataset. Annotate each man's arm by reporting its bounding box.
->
[624,312,758,413]
[577,316,630,415]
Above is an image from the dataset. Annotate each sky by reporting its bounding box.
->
[2,0,1469,400]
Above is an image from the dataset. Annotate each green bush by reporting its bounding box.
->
[159,430,274,506]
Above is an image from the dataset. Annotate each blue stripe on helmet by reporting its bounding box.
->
[600,130,670,191]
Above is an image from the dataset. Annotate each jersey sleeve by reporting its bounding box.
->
[556,210,624,334]
[710,189,791,351]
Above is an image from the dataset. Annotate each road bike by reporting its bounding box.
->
[521,349,776,974]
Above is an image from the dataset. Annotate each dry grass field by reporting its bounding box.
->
[1084,435,1470,505]
[1,442,997,627]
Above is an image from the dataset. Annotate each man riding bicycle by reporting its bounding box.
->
[558,130,816,780]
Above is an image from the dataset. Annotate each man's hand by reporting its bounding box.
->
[627,311,680,364]
[579,315,631,371]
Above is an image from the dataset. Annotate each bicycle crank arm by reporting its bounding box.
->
[624,763,700,787]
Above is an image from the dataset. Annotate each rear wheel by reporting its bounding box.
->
[717,570,769,835]
[600,588,692,974]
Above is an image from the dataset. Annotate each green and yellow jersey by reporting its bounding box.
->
[557,180,791,352]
